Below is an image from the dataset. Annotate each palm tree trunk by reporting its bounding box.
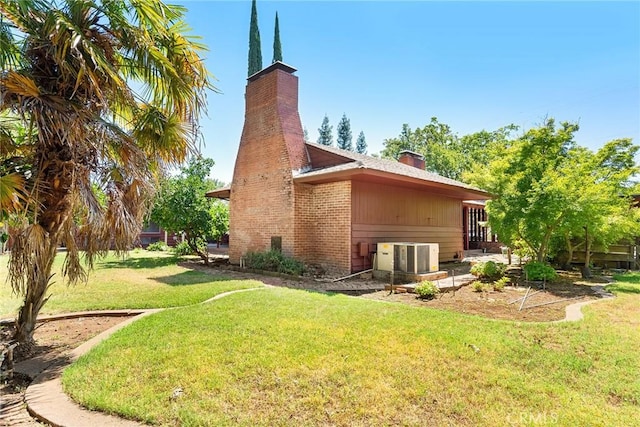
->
[13,242,58,346]
[12,154,73,345]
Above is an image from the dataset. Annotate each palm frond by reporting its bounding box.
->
[8,222,50,295]
[2,71,41,98]
[0,172,26,216]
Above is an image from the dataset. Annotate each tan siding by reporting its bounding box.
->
[352,181,461,227]
[351,181,463,271]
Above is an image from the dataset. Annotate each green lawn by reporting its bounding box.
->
[62,274,640,426]
[0,251,262,318]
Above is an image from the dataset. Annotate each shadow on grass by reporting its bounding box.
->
[613,273,640,284]
[99,255,181,270]
[154,270,229,286]
[606,282,640,295]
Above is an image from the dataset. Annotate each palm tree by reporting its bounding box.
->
[0,0,212,346]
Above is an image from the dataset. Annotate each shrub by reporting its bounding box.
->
[493,276,510,291]
[470,261,507,279]
[472,281,485,292]
[244,250,305,276]
[523,261,557,281]
[173,241,194,256]
[415,281,439,300]
[146,241,169,251]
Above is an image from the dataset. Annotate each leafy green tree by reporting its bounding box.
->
[303,126,310,143]
[248,0,262,76]
[151,158,223,265]
[272,12,282,63]
[382,118,462,178]
[209,200,230,247]
[382,118,517,179]
[0,0,211,345]
[553,139,640,277]
[468,119,583,262]
[458,125,518,179]
[356,131,367,154]
[336,113,353,151]
[317,115,333,146]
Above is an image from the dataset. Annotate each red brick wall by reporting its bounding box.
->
[294,181,352,275]
[229,66,308,263]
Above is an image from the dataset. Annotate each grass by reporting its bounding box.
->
[0,250,262,318]
[62,275,640,426]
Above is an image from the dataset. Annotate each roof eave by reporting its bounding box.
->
[294,168,490,200]
[206,187,231,199]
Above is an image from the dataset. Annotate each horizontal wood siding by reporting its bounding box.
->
[351,181,463,271]
[352,183,461,227]
[571,242,638,269]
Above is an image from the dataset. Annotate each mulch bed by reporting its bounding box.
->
[189,259,609,322]
[360,272,607,322]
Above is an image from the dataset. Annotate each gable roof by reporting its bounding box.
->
[296,143,490,200]
[207,143,491,200]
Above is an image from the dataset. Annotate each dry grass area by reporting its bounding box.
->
[2,256,638,426]
[61,279,639,426]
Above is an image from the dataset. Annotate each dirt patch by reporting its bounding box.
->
[186,259,608,322]
[361,274,605,322]
[1,316,130,364]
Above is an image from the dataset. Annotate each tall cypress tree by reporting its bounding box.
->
[336,113,353,151]
[248,0,262,76]
[272,12,282,63]
[356,131,368,154]
[317,115,333,146]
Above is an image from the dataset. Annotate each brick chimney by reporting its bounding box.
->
[398,150,425,170]
[244,62,309,171]
[229,61,309,263]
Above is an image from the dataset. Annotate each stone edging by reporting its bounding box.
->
[556,285,615,323]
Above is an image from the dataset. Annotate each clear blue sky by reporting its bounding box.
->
[178,1,639,183]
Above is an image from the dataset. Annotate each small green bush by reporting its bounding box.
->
[244,250,305,276]
[415,281,439,300]
[470,261,507,279]
[524,261,557,281]
[173,241,194,256]
[493,276,510,291]
[472,281,485,292]
[146,241,169,251]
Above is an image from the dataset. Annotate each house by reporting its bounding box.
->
[137,222,180,248]
[207,61,490,275]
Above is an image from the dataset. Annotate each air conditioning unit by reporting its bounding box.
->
[376,242,439,273]
[376,242,397,271]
